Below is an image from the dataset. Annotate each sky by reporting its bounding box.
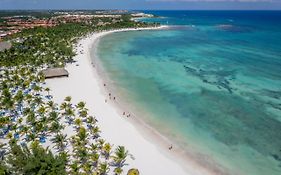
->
[0,0,281,10]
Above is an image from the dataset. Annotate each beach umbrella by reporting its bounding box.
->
[127,168,139,175]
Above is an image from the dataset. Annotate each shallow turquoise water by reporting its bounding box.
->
[96,11,281,175]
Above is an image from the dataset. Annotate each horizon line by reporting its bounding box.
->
[0,9,281,11]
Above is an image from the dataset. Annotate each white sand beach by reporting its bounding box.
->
[46,27,207,175]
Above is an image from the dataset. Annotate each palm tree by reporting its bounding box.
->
[19,126,30,137]
[37,72,45,83]
[14,90,24,104]
[33,96,43,106]
[86,116,97,125]
[1,89,14,110]
[38,114,49,136]
[114,167,123,175]
[102,143,112,160]
[60,102,68,111]
[98,162,110,175]
[79,109,88,118]
[34,122,44,135]
[45,87,50,95]
[23,80,31,90]
[47,101,56,111]
[48,111,60,122]
[49,121,64,134]
[74,147,88,164]
[97,139,105,149]
[127,168,140,175]
[17,118,23,125]
[33,85,42,94]
[90,143,98,152]
[74,118,82,130]
[65,108,75,124]
[37,105,46,115]
[76,101,86,110]
[89,152,99,168]
[0,116,10,127]
[64,96,72,102]
[25,94,33,104]
[0,143,7,160]
[81,162,91,174]
[26,132,36,142]
[112,146,128,168]
[77,127,87,141]
[69,161,80,175]
[26,111,36,124]
[91,126,100,140]
[51,133,68,152]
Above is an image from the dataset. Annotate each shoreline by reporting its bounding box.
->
[46,26,226,175]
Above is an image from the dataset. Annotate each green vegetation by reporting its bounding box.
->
[6,141,67,175]
[1,23,85,66]
[0,12,153,174]
[127,169,140,175]
[0,67,133,174]
[0,14,158,67]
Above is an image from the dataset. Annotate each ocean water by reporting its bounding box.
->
[96,11,281,175]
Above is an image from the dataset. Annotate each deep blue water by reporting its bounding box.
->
[97,11,281,175]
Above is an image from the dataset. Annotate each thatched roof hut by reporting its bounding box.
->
[42,68,69,79]
[0,41,12,52]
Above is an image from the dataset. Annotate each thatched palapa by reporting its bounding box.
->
[42,68,69,79]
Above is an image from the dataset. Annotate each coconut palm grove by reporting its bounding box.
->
[0,11,158,175]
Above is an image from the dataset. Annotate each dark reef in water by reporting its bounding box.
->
[267,102,281,111]
[272,154,281,162]
[260,89,281,100]
[183,65,235,94]
[156,83,281,165]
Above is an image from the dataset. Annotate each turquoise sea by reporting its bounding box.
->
[96,11,281,175]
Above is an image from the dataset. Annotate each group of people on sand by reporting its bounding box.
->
[103,83,132,118]
[169,144,173,150]
[104,83,174,151]
[104,86,117,103]
[91,62,95,68]
[123,111,131,118]
[106,91,116,101]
